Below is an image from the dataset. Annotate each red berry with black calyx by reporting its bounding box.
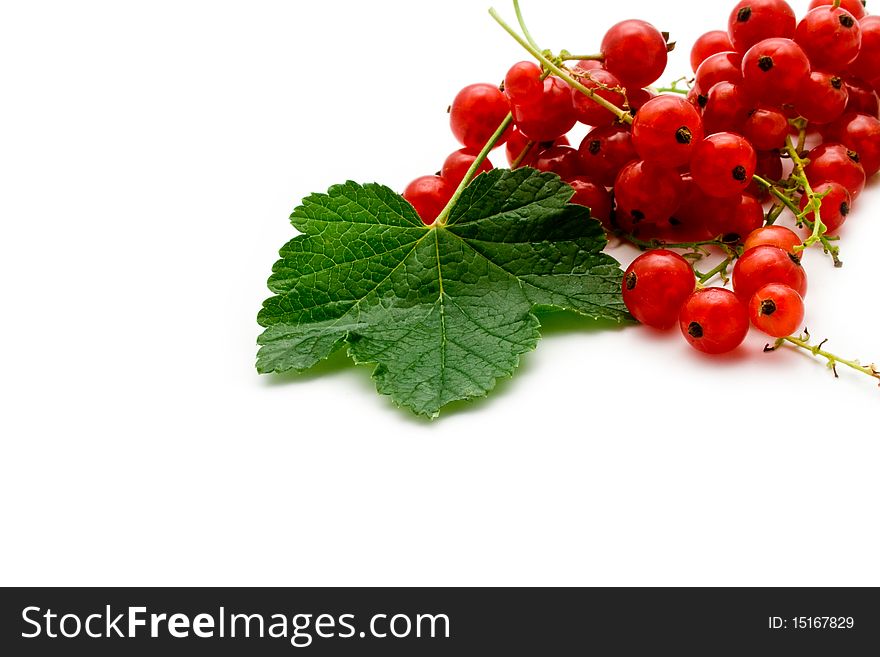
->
[695,51,743,91]
[504,61,543,106]
[844,78,880,118]
[701,81,751,134]
[402,176,454,225]
[571,68,627,127]
[741,38,811,107]
[632,95,704,169]
[803,142,867,198]
[809,0,866,21]
[441,149,493,187]
[601,19,669,89]
[568,176,613,228]
[622,250,695,330]
[532,145,582,181]
[733,245,808,303]
[728,0,797,53]
[512,76,576,143]
[743,225,803,255]
[691,30,735,72]
[577,124,637,187]
[679,288,750,355]
[691,132,757,199]
[848,16,880,86]
[615,160,684,227]
[799,182,852,234]
[828,112,880,178]
[449,83,511,150]
[748,284,805,338]
[742,106,789,150]
[795,6,862,71]
[795,72,849,125]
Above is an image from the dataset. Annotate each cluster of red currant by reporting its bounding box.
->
[624,0,879,355]
[403,0,879,364]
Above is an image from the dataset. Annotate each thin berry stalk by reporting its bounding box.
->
[766,332,880,386]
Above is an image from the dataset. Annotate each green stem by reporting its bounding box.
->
[766,332,880,385]
[655,87,689,95]
[765,203,785,226]
[561,53,605,61]
[785,135,829,252]
[513,0,540,51]
[751,173,842,266]
[511,140,535,169]
[489,7,634,125]
[695,257,734,285]
[753,174,802,216]
[621,232,739,257]
[434,113,513,227]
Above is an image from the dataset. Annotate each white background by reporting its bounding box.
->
[1,0,878,587]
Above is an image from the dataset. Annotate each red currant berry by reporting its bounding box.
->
[504,61,543,106]
[741,38,811,106]
[808,0,866,21]
[573,59,605,73]
[625,87,656,112]
[533,145,582,181]
[402,175,454,225]
[726,194,765,241]
[796,6,862,71]
[844,78,880,118]
[512,76,576,142]
[803,142,867,198]
[632,95,704,168]
[743,225,802,254]
[571,68,627,126]
[848,16,880,85]
[623,250,695,329]
[728,0,797,52]
[441,149,493,188]
[674,175,734,241]
[505,130,571,168]
[449,83,511,150]
[828,112,880,177]
[695,51,744,91]
[748,149,784,200]
[691,132,757,199]
[748,283,805,337]
[568,176,613,227]
[733,245,808,303]
[601,20,668,89]
[742,106,789,150]
[799,181,852,234]
[679,288,750,355]
[577,124,637,187]
[700,81,751,134]
[615,160,684,227]
[691,30,735,72]
[795,72,849,125]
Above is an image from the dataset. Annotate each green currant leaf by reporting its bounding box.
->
[257,168,629,418]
